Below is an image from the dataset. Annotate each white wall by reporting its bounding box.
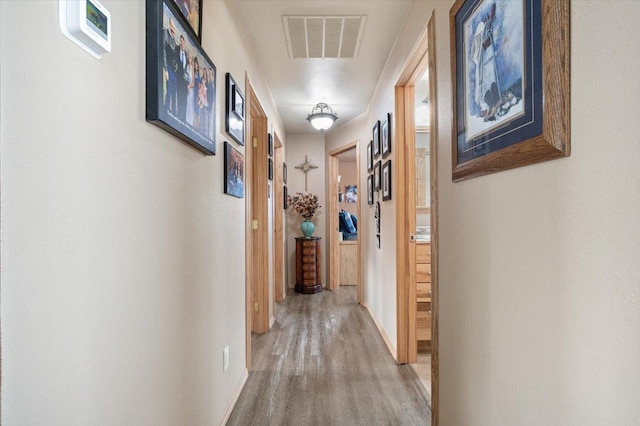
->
[0,1,284,425]
[330,1,640,424]
[285,135,326,287]
[435,1,640,424]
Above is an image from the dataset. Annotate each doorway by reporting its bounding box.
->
[394,11,439,424]
[245,75,270,372]
[328,142,362,303]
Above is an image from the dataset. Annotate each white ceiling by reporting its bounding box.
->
[232,0,413,135]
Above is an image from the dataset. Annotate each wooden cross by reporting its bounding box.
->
[294,155,318,191]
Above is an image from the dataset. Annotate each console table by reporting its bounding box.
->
[295,237,322,294]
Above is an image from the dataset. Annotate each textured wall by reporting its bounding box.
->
[0,1,284,425]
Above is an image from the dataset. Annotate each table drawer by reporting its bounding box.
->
[416,243,431,263]
[417,282,431,300]
[417,301,432,341]
[416,263,431,283]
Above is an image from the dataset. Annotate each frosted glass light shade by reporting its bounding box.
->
[306,103,338,132]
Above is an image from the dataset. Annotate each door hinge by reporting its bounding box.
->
[252,137,258,148]
[253,302,259,312]
[252,219,258,230]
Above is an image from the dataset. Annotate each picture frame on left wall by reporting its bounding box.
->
[170,0,202,41]
[224,142,244,198]
[146,0,217,155]
[225,73,245,146]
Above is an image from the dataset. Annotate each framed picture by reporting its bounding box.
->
[223,142,244,198]
[170,0,202,41]
[367,140,373,172]
[225,73,245,146]
[381,113,392,158]
[283,163,287,184]
[372,120,381,158]
[268,133,273,157]
[450,0,570,181]
[345,185,357,203]
[283,185,288,209]
[373,160,381,191]
[367,175,374,206]
[268,158,273,181]
[146,0,217,155]
[382,160,392,201]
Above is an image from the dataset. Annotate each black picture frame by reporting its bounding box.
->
[283,163,287,184]
[224,142,244,198]
[373,160,381,191]
[225,73,245,146]
[367,174,374,206]
[268,158,273,181]
[283,185,288,209]
[146,0,217,155]
[382,160,392,201]
[170,0,202,42]
[381,113,392,158]
[367,140,373,172]
[450,0,570,181]
[268,133,273,157]
[373,120,381,158]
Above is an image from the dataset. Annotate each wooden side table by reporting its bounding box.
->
[295,237,322,294]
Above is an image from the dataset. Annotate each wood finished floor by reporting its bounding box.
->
[227,286,431,426]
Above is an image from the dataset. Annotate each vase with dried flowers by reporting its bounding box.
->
[287,192,321,238]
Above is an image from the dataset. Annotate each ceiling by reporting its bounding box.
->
[232,0,413,135]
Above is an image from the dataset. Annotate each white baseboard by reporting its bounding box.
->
[269,315,276,329]
[218,368,249,426]
[362,301,397,361]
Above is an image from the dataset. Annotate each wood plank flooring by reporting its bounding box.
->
[227,287,431,425]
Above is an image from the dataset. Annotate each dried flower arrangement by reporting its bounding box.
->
[287,192,321,220]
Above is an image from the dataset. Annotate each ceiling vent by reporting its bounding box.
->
[282,15,366,59]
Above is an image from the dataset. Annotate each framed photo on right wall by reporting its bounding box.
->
[450,0,570,181]
[382,160,392,201]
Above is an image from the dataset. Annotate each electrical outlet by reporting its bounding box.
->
[223,346,229,372]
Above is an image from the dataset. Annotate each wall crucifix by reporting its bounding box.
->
[294,155,319,191]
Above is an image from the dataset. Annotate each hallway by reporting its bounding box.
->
[227,287,430,425]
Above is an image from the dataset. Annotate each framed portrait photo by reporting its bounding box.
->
[381,113,392,158]
[367,174,374,206]
[146,0,217,155]
[225,73,245,146]
[450,0,570,181]
[372,120,381,158]
[170,0,202,41]
[367,140,373,172]
[382,160,392,201]
[224,142,244,198]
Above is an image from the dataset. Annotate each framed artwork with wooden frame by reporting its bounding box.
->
[225,73,245,146]
[450,0,570,182]
[170,0,202,41]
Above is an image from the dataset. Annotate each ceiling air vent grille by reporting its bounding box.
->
[283,15,367,59]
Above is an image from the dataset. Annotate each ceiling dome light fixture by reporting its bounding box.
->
[306,103,338,132]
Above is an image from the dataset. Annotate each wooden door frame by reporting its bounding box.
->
[245,76,270,369]
[273,133,285,302]
[328,142,362,303]
[394,12,439,425]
